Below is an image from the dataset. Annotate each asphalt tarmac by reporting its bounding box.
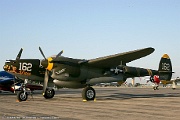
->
[1,87,180,120]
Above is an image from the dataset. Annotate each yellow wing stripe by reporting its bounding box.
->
[147,69,153,76]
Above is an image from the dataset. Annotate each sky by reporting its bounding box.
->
[0,0,180,83]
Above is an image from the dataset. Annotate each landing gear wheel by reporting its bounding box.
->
[17,91,28,102]
[82,86,96,101]
[153,86,159,90]
[156,86,159,90]
[43,89,55,99]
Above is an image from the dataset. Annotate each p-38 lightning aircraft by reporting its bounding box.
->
[3,47,173,101]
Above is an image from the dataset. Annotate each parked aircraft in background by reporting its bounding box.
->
[0,71,16,93]
[4,47,173,101]
[0,70,43,100]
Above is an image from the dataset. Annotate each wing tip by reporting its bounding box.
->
[147,47,155,52]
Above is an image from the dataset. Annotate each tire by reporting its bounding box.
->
[82,86,96,101]
[17,91,28,101]
[153,86,156,90]
[156,86,159,90]
[43,89,55,99]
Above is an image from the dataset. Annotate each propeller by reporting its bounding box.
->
[150,76,154,82]
[16,48,23,60]
[146,76,154,83]
[13,76,16,93]
[43,69,49,95]
[55,50,63,59]
[50,50,63,63]
[39,47,63,95]
[39,47,46,60]
[39,47,49,95]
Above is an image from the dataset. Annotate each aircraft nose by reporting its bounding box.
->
[3,60,11,71]
[3,64,8,71]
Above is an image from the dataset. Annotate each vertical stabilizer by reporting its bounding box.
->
[158,54,172,81]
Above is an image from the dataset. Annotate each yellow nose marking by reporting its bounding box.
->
[47,57,53,70]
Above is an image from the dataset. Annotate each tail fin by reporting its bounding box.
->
[158,54,173,81]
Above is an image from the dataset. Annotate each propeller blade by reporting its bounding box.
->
[56,50,63,58]
[43,70,49,95]
[50,50,63,63]
[39,47,46,59]
[16,48,23,60]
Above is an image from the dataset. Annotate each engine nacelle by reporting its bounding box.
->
[52,64,80,78]
[86,76,125,86]
[53,80,85,88]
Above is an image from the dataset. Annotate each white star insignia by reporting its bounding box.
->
[114,67,120,74]
[110,67,122,74]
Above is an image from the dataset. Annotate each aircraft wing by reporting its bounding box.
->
[0,78,14,85]
[0,71,14,78]
[87,47,154,68]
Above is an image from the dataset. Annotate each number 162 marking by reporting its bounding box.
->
[19,62,32,71]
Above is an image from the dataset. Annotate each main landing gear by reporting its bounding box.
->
[82,86,96,101]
